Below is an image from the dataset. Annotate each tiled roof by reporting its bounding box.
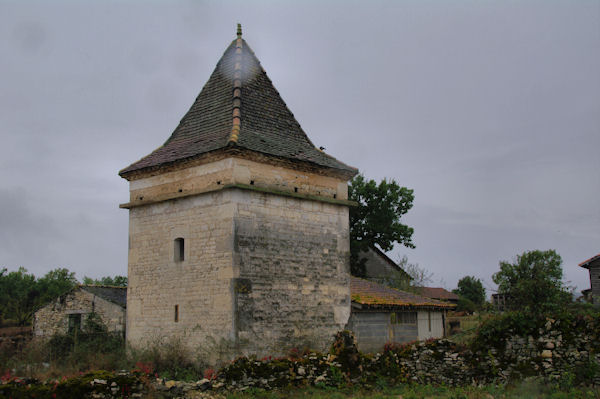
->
[81,286,127,308]
[350,277,455,309]
[579,253,600,268]
[120,27,357,178]
[415,287,460,301]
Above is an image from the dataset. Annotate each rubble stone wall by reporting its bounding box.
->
[33,289,125,337]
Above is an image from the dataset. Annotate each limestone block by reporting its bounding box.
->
[541,350,553,358]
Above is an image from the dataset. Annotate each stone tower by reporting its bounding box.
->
[119,27,357,356]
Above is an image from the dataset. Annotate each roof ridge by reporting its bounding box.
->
[80,284,127,289]
[227,24,243,145]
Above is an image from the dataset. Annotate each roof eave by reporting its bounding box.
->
[119,146,358,182]
[351,301,455,311]
[579,254,600,268]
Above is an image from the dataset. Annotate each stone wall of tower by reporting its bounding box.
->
[231,189,351,355]
[125,158,352,360]
[126,191,236,350]
[125,157,348,209]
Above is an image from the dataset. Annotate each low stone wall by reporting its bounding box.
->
[2,316,599,397]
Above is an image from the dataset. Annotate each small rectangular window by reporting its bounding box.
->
[174,305,179,322]
[174,238,184,262]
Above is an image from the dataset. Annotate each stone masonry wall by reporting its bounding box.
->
[33,289,125,337]
[127,190,235,350]
[125,156,352,360]
[232,188,350,356]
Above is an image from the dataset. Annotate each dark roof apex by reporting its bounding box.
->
[579,253,600,269]
[120,30,357,178]
[81,285,127,308]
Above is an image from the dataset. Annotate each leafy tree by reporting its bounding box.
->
[453,276,486,306]
[0,267,37,325]
[0,267,77,325]
[37,268,78,303]
[349,174,415,276]
[82,275,127,287]
[456,296,477,314]
[492,249,571,312]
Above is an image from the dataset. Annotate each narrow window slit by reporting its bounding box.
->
[174,238,184,262]
[294,187,298,193]
[174,305,179,322]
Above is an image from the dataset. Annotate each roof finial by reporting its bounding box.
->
[237,23,242,38]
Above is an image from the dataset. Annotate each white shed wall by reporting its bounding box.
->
[417,310,445,340]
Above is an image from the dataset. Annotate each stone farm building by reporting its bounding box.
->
[33,286,126,338]
[115,27,451,356]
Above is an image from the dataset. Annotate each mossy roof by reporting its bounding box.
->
[350,277,455,309]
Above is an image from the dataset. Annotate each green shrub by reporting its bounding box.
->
[129,335,206,381]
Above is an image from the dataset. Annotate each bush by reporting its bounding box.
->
[455,297,477,314]
[129,335,206,381]
[46,312,125,363]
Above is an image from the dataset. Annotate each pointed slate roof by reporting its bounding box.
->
[120,27,357,178]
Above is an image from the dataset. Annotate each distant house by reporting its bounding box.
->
[362,246,412,287]
[415,287,460,305]
[33,286,126,337]
[347,277,455,352]
[491,293,511,311]
[579,253,600,306]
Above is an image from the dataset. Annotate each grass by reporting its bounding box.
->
[224,383,600,399]
[447,312,492,345]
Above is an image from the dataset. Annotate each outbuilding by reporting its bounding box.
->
[33,285,126,338]
[348,277,455,353]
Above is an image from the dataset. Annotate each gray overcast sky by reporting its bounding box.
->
[1,1,598,295]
